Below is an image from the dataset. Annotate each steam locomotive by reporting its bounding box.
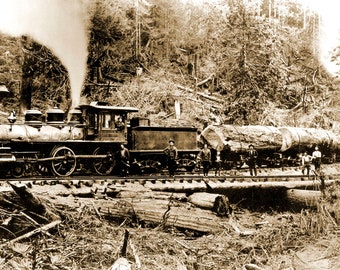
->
[0,101,339,178]
[0,101,199,178]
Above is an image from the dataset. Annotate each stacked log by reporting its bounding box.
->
[286,189,321,208]
[188,192,231,217]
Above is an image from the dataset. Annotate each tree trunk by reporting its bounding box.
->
[20,36,34,113]
[52,196,227,233]
[188,192,231,217]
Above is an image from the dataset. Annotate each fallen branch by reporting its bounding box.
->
[321,205,338,227]
[92,201,102,219]
[1,220,61,247]
[129,239,141,269]
[196,73,214,87]
[176,84,223,106]
[20,211,52,236]
[244,263,265,270]
[228,218,254,236]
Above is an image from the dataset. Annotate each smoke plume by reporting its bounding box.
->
[0,0,89,107]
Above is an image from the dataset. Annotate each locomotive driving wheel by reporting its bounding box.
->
[51,146,77,177]
[92,147,115,175]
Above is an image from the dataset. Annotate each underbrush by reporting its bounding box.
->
[0,183,339,269]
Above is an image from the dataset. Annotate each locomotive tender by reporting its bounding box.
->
[0,101,199,177]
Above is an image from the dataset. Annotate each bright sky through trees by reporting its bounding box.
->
[299,0,340,76]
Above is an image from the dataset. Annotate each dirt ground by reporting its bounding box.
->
[0,165,339,270]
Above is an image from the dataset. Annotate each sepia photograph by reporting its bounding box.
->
[0,0,339,269]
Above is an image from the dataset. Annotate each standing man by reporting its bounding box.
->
[312,146,322,173]
[164,138,178,177]
[215,150,222,176]
[247,144,258,176]
[198,143,211,176]
[117,144,130,176]
[301,151,312,176]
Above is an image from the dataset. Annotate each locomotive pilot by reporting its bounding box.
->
[164,138,178,177]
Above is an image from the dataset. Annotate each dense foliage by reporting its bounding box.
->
[0,0,338,124]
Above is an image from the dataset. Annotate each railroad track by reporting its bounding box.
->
[1,170,338,195]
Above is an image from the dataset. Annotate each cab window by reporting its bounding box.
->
[102,113,112,129]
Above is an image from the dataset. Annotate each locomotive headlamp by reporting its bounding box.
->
[8,110,16,124]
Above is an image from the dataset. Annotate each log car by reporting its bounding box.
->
[199,124,340,170]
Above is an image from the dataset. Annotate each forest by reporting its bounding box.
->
[0,0,339,129]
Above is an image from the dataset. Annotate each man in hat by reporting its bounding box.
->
[164,138,178,176]
[197,143,211,176]
[246,144,258,176]
[301,151,312,176]
[312,146,322,173]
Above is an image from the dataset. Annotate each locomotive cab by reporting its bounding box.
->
[79,101,138,142]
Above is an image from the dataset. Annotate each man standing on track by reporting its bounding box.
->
[301,151,312,176]
[312,146,322,173]
[117,143,130,177]
[198,143,211,176]
[164,138,178,177]
[246,144,258,176]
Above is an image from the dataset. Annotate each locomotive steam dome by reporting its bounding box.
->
[24,109,43,128]
[68,108,82,126]
[46,106,65,127]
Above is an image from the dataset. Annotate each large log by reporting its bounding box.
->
[199,124,282,152]
[205,177,334,189]
[278,127,339,152]
[286,189,322,208]
[116,190,187,201]
[49,196,226,233]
